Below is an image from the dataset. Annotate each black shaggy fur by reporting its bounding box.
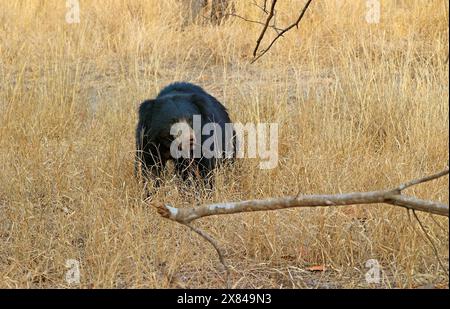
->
[135,82,235,186]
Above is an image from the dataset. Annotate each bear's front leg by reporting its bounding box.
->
[140,143,167,188]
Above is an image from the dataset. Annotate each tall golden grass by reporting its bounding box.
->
[0,0,448,288]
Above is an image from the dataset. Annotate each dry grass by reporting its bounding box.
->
[0,0,448,288]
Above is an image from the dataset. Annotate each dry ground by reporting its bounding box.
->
[0,0,448,288]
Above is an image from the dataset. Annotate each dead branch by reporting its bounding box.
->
[411,210,447,271]
[251,0,269,14]
[183,223,231,288]
[226,12,283,33]
[252,0,278,57]
[251,0,313,63]
[396,168,449,191]
[154,168,449,224]
[153,168,448,288]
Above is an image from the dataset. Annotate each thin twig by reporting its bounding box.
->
[397,168,449,191]
[429,213,448,235]
[184,223,231,288]
[226,13,283,33]
[412,210,447,271]
[251,0,269,14]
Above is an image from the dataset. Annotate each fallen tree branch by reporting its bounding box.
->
[397,168,450,191]
[154,168,449,223]
[153,167,448,288]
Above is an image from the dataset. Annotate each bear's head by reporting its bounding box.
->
[139,94,203,159]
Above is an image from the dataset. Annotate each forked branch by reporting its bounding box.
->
[152,167,448,288]
[154,168,449,223]
[251,0,314,63]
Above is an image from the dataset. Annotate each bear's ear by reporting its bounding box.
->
[138,99,156,118]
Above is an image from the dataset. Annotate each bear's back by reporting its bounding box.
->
[157,82,207,99]
[156,82,230,124]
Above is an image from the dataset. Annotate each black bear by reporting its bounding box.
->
[135,82,235,186]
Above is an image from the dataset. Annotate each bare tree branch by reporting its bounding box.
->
[154,168,449,224]
[387,195,448,216]
[251,0,313,63]
[252,0,278,57]
[262,0,268,13]
[153,168,448,288]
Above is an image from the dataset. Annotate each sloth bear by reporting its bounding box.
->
[135,82,235,187]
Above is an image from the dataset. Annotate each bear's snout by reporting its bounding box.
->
[171,120,197,152]
[176,130,196,151]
